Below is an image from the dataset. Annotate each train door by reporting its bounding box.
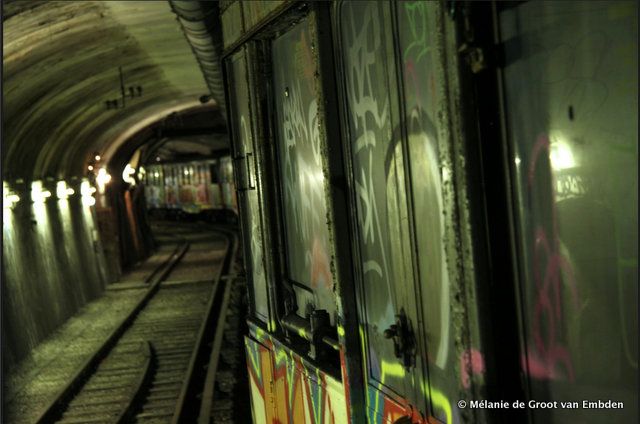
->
[493,2,638,423]
[227,46,271,325]
[338,2,448,422]
[336,2,461,422]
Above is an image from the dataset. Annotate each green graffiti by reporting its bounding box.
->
[402,1,433,63]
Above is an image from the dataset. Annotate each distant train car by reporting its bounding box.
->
[222,1,638,424]
[142,157,237,220]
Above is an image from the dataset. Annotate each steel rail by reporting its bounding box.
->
[33,239,190,424]
[171,226,238,424]
[115,341,156,424]
[196,228,239,424]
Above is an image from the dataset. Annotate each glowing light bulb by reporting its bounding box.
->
[122,164,136,185]
[3,184,20,208]
[31,181,51,203]
[56,181,75,199]
[96,168,112,193]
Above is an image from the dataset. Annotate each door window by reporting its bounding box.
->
[271,15,337,323]
[228,48,270,323]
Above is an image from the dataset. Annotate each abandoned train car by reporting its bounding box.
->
[142,157,237,218]
[219,1,638,423]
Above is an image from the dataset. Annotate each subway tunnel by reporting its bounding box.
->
[2,1,638,424]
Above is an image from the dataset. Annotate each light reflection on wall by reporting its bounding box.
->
[30,180,51,223]
[2,178,108,367]
[57,181,73,243]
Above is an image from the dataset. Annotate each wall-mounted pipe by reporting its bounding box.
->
[168,0,226,119]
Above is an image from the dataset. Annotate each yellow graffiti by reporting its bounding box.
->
[421,382,452,424]
[276,347,288,365]
[371,360,452,424]
[374,361,405,419]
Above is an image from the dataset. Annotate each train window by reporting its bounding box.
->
[227,47,270,323]
[499,2,638,422]
[271,15,337,324]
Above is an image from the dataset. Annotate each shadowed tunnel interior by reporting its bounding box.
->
[2,0,228,370]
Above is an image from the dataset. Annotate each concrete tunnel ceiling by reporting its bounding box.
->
[2,0,223,182]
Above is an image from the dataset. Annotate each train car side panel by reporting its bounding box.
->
[246,323,349,424]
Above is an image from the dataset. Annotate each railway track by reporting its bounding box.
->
[32,223,238,424]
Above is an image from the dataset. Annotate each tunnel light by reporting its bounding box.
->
[95,154,101,161]
[81,181,97,197]
[81,181,97,206]
[56,181,75,199]
[3,185,20,208]
[123,164,136,185]
[5,194,20,206]
[96,168,112,193]
[83,196,96,206]
[88,165,94,171]
[31,181,52,203]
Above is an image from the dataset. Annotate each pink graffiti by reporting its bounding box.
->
[523,135,579,381]
[310,238,333,290]
[405,60,420,99]
[460,348,485,389]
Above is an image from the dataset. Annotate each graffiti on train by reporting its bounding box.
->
[343,0,397,371]
[245,328,348,424]
[524,135,579,381]
[274,20,335,316]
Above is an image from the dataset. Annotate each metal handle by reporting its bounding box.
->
[383,308,415,369]
[245,152,255,190]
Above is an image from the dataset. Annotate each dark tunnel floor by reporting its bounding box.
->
[4,286,149,423]
[3,221,243,423]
